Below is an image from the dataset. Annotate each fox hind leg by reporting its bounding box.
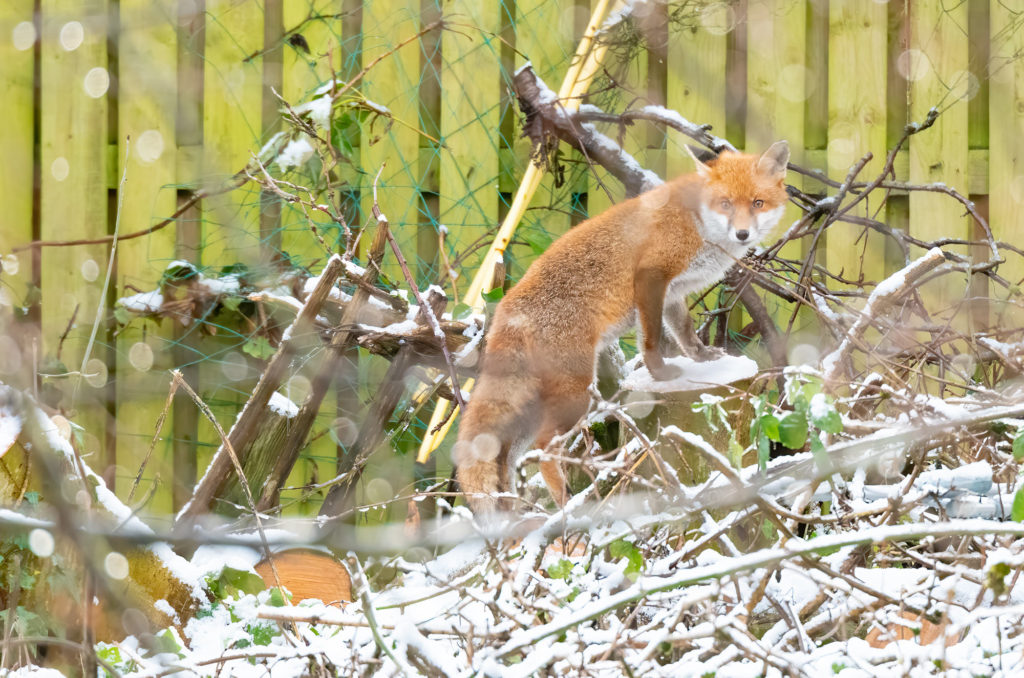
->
[534,380,591,507]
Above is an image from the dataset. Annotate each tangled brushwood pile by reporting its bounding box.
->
[6,33,1024,678]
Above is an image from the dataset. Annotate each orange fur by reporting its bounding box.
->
[456,142,790,513]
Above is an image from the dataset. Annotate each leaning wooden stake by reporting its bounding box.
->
[256,214,393,511]
[416,0,625,463]
[175,254,344,524]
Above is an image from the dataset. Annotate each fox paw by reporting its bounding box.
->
[648,361,683,381]
[685,344,727,362]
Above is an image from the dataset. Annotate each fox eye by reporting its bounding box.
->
[719,199,731,210]
[753,199,764,209]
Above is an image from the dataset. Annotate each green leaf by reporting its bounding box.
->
[23,491,40,507]
[242,336,276,360]
[96,644,122,667]
[760,518,777,541]
[1013,430,1024,461]
[210,566,266,600]
[1012,485,1024,522]
[810,397,843,435]
[113,306,134,325]
[481,287,504,303]
[812,407,842,435]
[222,295,243,313]
[608,539,643,580]
[523,230,553,256]
[777,410,809,450]
[727,433,744,470]
[268,587,289,607]
[451,302,473,320]
[546,558,573,581]
[759,413,780,441]
[757,435,771,472]
[809,435,832,474]
[247,622,276,646]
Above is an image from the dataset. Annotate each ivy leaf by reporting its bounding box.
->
[222,295,243,313]
[777,410,809,450]
[759,413,780,441]
[247,622,276,646]
[481,287,504,303]
[810,394,843,434]
[242,336,276,360]
[268,587,289,607]
[757,434,771,472]
[727,433,744,470]
[451,302,473,320]
[113,306,134,325]
[523,230,553,256]
[608,539,643,580]
[1012,430,1024,461]
[546,559,573,581]
[1012,485,1024,522]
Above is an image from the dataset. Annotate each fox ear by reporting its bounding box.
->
[685,145,718,178]
[757,140,789,180]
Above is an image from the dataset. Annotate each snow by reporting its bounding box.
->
[513,60,533,77]
[621,353,758,392]
[293,94,333,129]
[0,393,22,458]
[268,391,299,418]
[275,135,315,171]
[582,122,664,192]
[642,104,735,152]
[117,289,163,313]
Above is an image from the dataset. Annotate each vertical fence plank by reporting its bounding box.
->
[0,1,37,314]
[909,0,969,308]
[39,0,110,475]
[744,0,805,345]
[665,4,727,177]
[989,4,1024,312]
[115,0,178,514]
[513,0,575,271]
[361,1,422,283]
[439,0,501,292]
[746,0,805,160]
[826,1,888,284]
[197,0,265,485]
[201,0,264,269]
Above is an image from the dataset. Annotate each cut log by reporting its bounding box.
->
[254,548,352,605]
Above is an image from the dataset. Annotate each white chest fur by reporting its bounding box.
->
[668,240,745,296]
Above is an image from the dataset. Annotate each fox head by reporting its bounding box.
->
[686,141,790,247]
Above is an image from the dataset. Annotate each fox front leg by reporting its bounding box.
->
[662,298,726,362]
[635,267,683,381]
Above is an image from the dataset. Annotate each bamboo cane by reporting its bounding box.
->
[416,0,624,463]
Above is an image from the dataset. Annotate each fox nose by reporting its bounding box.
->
[735,229,749,242]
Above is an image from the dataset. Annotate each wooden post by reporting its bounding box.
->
[39,0,110,481]
[439,0,502,292]
[0,0,36,314]
[908,0,969,310]
[116,0,179,515]
[826,0,888,285]
[989,3,1024,319]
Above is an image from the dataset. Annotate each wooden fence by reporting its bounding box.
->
[1,0,1022,518]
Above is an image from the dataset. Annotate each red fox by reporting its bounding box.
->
[455,141,790,513]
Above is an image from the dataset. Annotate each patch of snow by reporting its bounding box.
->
[117,289,163,313]
[0,395,23,459]
[275,135,315,171]
[293,94,333,129]
[622,354,758,392]
[268,391,299,418]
